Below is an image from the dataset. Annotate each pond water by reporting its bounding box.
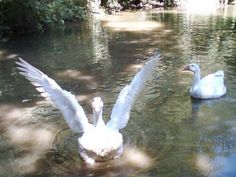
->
[0,7,236,177]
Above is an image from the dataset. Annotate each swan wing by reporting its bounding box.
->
[16,58,91,133]
[107,51,161,130]
[197,70,226,98]
[200,70,225,88]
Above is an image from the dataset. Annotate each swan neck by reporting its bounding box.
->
[192,70,201,88]
[93,109,105,127]
[93,110,97,127]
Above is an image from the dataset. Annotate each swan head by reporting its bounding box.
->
[183,63,200,73]
[92,97,103,113]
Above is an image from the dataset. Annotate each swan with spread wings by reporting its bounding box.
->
[16,51,161,164]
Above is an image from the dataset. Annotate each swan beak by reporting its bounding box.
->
[182,65,190,71]
[92,97,103,112]
[94,104,101,112]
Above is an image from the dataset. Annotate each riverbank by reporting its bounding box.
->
[0,0,235,39]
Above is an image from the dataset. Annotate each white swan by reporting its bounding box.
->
[183,63,226,99]
[16,51,161,164]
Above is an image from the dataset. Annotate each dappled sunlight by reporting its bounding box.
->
[121,145,154,169]
[102,12,163,32]
[196,154,214,174]
[185,0,220,15]
[122,54,161,73]
[34,99,52,106]
[0,104,27,125]
[0,83,100,175]
[82,145,154,171]
[104,21,163,32]
[57,69,94,81]
[0,49,19,60]
[195,154,215,176]
[0,103,59,175]
[194,154,227,177]
[124,63,144,73]
[75,145,154,176]
[0,7,236,177]
[57,69,98,90]
[7,125,55,174]
[32,144,155,177]
[7,125,53,149]
[75,94,94,103]
[6,53,18,59]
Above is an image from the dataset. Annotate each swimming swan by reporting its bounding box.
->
[16,51,161,164]
[183,63,226,99]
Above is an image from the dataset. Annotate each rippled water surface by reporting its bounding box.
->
[1,7,236,177]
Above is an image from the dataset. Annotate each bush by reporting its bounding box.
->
[0,0,88,36]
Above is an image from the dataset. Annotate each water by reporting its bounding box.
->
[1,7,236,177]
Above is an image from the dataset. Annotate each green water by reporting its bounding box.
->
[0,8,236,177]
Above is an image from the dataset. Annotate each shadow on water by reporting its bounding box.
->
[26,143,155,177]
[0,7,236,177]
[190,96,229,120]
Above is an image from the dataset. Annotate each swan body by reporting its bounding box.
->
[78,97,123,163]
[16,51,161,164]
[183,63,226,99]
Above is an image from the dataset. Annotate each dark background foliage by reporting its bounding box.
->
[0,0,234,37]
[0,0,87,36]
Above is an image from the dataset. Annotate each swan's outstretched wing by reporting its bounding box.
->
[16,58,91,133]
[107,51,161,130]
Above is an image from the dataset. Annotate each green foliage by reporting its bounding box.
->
[0,0,88,36]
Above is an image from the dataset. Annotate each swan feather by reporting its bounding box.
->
[16,58,91,133]
[107,51,161,130]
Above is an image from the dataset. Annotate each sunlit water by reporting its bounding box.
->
[1,7,236,177]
